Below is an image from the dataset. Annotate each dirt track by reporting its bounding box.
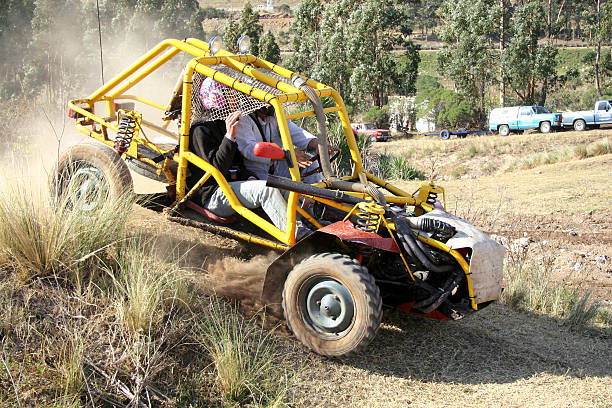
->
[124,130,611,407]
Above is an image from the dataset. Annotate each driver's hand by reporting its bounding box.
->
[294,150,314,168]
[328,145,340,154]
[225,111,242,140]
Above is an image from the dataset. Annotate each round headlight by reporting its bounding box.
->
[237,34,250,54]
[208,35,222,55]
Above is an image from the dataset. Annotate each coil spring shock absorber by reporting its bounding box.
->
[114,110,141,155]
[347,201,385,234]
[426,191,438,206]
[414,182,446,214]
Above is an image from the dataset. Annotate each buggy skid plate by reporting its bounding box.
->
[416,210,505,304]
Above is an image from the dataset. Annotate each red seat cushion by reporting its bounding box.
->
[185,200,236,224]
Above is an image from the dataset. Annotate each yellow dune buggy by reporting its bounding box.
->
[56,37,505,356]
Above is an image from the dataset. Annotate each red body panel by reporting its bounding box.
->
[318,220,400,253]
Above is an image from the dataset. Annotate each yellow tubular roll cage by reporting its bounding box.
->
[67,38,475,312]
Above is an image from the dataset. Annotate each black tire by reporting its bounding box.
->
[125,156,167,182]
[539,121,551,133]
[50,142,133,211]
[439,129,450,140]
[282,253,382,357]
[498,124,510,136]
[574,119,586,131]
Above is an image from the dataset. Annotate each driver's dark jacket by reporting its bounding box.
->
[187,118,251,204]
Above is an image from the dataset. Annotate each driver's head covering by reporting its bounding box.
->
[199,77,228,110]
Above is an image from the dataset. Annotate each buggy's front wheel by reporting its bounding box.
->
[50,142,133,211]
[282,253,382,357]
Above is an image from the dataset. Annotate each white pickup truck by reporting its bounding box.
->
[561,100,612,131]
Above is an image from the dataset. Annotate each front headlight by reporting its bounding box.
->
[208,35,222,55]
[237,35,251,54]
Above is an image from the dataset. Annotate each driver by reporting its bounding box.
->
[235,105,333,184]
[187,77,312,239]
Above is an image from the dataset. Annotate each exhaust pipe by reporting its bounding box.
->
[291,76,386,205]
[292,76,333,180]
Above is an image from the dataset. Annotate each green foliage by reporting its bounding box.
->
[378,154,424,180]
[417,87,479,128]
[346,0,420,106]
[223,2,264,55]
[288,0,419,107]
[278,3,292,14]
[0,0,35,99]
[363,105,390,127]
[503,0,558,104]
[258,31,281,64]
[0,0,203,102]
[285,0,323,74]
[437,0,499,117]
[416,74,442,94]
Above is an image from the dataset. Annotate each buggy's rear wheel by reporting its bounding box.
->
[282,253,382,357]
[50,142,133,211]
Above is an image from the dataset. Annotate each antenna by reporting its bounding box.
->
[95,0,105,84]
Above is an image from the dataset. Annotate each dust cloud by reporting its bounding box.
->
[204,252,285,321]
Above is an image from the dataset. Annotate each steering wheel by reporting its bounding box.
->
[300,150,341,179]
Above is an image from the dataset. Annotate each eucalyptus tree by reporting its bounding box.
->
[286,0,323,75]
[437,0,500,118]
[259,31,281,64]
[503,0,557,104]
[582,0,612,95]
[346,0,420,107]
[223,2,264,55]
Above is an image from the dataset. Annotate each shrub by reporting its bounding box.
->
[586,138,610,156]
[363,105,390,128]
[379,154,424,180]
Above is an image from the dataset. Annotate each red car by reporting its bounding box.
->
[350,122,392,142]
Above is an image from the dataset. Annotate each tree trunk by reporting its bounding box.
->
[499,0,506,106]
[595,0,602,96]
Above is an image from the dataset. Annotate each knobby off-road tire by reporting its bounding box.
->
[50,142,133,211]
[282,253,383,357]
[574,119,587,131]
[125,156,167,182]
[539,121,551,133]
[498,124,510,136]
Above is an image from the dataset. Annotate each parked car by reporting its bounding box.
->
[351,122,392,142]
[561,100,612,131]
[488,106,562,136]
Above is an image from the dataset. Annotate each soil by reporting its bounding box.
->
[121,129,610,406]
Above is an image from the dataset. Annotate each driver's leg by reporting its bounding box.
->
[204,180,288,231]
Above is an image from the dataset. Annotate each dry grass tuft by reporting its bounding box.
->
[502,243,569,316]
[195,299,293,407]
[0,175,133,286]
[107,237,191,334]
[501,243,607,329]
